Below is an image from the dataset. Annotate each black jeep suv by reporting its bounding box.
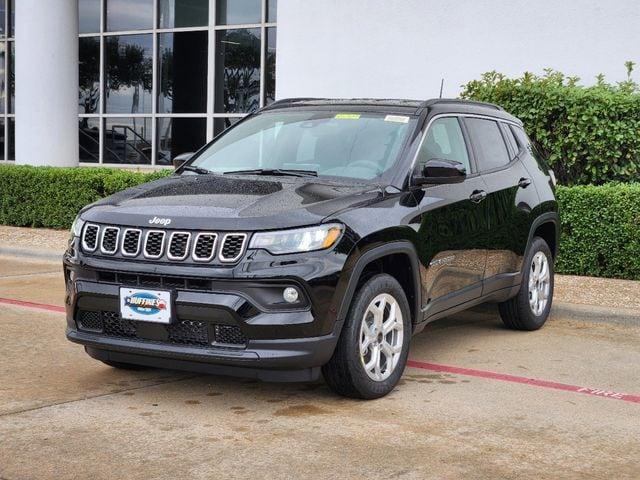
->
[64,98,559,399]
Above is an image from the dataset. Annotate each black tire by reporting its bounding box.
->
[322,274,412,399]
[499,236,554,331]
[99,360,150,370]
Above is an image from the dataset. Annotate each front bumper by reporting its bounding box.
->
[63,245,348,380]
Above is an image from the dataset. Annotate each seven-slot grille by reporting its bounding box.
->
[100,227,120,254]
[81,225,248,264]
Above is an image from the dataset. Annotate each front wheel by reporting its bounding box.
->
[499,236,554,331]
[322,274,412,399]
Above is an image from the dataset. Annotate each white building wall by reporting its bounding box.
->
[276,0,640,100]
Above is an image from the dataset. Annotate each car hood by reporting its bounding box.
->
[81,174,383,230]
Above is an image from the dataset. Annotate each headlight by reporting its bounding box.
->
[70,215,85,238]
[249,224,344,255]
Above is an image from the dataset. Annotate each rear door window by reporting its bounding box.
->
[465,118,511,171]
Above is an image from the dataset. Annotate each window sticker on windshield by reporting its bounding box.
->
[384,115,410,124]
[334,113,361,120]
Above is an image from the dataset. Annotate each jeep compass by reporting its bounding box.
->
[64,98,559,399]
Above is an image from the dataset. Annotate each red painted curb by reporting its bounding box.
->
[407,360,640,404]
[0,297,66,314]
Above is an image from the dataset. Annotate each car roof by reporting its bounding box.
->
[262,97,522,125]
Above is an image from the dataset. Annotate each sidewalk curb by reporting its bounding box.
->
[0,247,62,262]
[551,301,640,327]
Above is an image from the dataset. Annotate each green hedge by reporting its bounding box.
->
[556,183,640,280]
[0,165,170,229]
[1,166,639,280]
[461,67,640,186]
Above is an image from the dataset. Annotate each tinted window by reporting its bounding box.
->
[106,0,153,31]
[79,37,100,114]
[465,118,510,171]
[157,117,207,165]
[79,0,101,34]
[158,31,208,113]
[214,28,261,113]
[216,0,261,25]
[417,117,470,173]
[105,34,153,114]
[159,0,209,28]
[501,123,519,158]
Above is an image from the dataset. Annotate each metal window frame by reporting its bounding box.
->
[0,1,15,163]
[75,0,277,168]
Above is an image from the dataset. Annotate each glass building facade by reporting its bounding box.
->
[0,0,15,161]
[78,0,277,166]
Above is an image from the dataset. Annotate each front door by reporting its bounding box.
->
[410,116,489,318]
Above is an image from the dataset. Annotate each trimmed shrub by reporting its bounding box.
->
[0,165,170,229]
[461,67,640,186]
[556,183,640,280]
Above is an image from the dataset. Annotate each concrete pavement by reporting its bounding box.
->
[1,256,639,479]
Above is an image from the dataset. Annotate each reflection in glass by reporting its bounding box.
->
[8,0,13,37]
[214,117,241,136]
[159,0,208,29]
[8,40,13,113]
[79,118,100,163]
[105,35,153,114]
[104,117,152,164]
[0,118,4,160]
[0,43,5,114]
[265,28,276,105]
[106,0,153,32]
[79,37,100,114]
[7,117,13,160]
[0,0,5,37]
[156,117,206,165]
[215,29,261,113]
[79,0,101,34]
[216,0,261,25]
[267,0,277,22]
[158,31,208,113]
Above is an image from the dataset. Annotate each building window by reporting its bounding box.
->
[0,0,14,161]
[77,0,277,166]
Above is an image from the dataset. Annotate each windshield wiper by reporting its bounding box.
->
[181,165,212,175]
[223,168,318,178]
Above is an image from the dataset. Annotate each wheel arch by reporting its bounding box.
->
[337,242,422,327]
[527,212,560,259]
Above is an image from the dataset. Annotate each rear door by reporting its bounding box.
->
[411,116,489,317]
[462,117,540,294]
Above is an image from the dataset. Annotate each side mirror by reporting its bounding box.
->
[172,152,195,170]
[414,158,466,185]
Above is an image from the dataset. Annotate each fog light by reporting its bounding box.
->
[283,287,299,304]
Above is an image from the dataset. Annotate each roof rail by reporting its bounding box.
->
[421,98,504,111]
[261,98,324,110]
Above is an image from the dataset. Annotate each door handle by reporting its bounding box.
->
[518,177,532,188]
[469,190,487,203]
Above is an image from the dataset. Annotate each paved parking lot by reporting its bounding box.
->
[1,256,639,479]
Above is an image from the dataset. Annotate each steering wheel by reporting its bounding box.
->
[348,160,383,175]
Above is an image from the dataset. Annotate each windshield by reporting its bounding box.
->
[190,110,416,180]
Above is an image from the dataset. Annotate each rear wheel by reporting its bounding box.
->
[323,274,411,399]
[499,236,554,331]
